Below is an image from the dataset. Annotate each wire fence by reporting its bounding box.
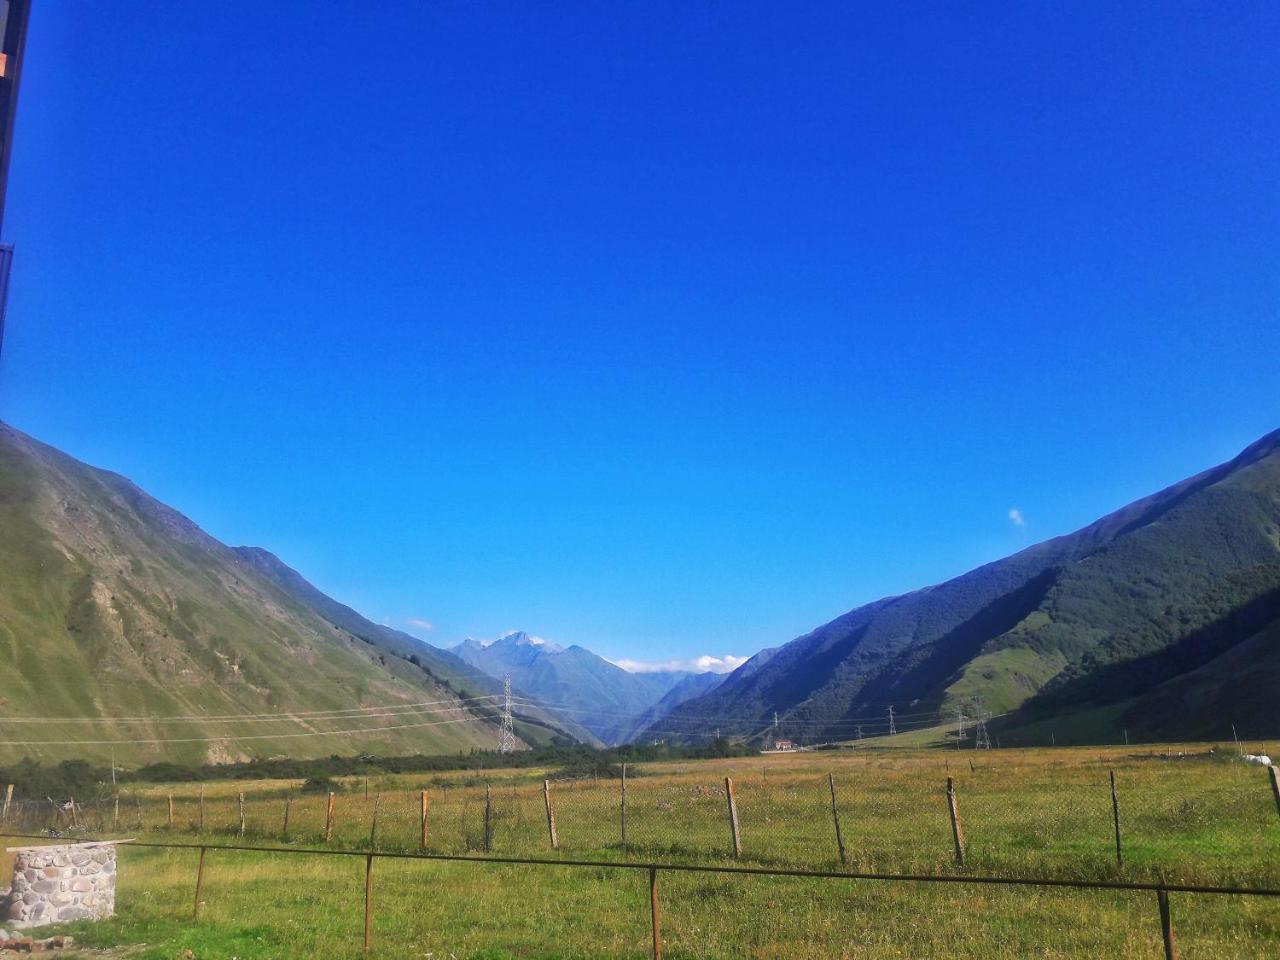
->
[1,831,1276,958]
[7,755,1278,889]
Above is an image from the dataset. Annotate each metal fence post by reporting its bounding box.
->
[484,783,493,852]
[192,846,207,920]
[828,773,846,865]
[724,777,742,858]
[946,777,965,865]
[363,853,374,952]
[614,768,624,849]
[1157,888,1176,960]
[421,789,430,851]
[544,780,559,849]
[1110,770,1124,867]
[649,866,661,960]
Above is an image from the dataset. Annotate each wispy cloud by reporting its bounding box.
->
[1008,507,1025,528]
[406,618,434,632]
[611,654,750,675]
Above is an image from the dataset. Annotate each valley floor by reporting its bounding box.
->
[6,743,1278,958]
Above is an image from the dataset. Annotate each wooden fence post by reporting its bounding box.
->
[484,783,493,852]
[1268,764,1280,820]
[2,783,12,820]
[827,773,846,865]
[325,792,336,842]
[946,777,965,865]
[420,789,430,851]
[282,795,292,842]
[192,846,207,920]
[113,795,119,828]
[543,780,559,849]
[1110,770,1124,867]
[198,785,205,834]
[237,792,245,837]
[69,797,80,830]
[363,854,374,952]
[369,795,381,849]
[620,764,628,848]
[1157,888,1176,960]
[167,795,174,829]
[724,777,742,858]
[649,866,661,960]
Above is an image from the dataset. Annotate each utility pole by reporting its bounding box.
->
[974,698,991,750]
[0,0,32,358]
[498,673,516,754]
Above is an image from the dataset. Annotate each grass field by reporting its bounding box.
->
[4,743,1279,958]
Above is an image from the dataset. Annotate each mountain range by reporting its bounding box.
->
[650,428,1280,746]
[451,631,722,744]
[0,421,578,764]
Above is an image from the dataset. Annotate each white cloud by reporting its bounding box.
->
[611,654,750,675]
[1008,507,1025,528]
[406,618,434,632]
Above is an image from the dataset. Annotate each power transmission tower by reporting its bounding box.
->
[498,673,516,754]
[887,706,896,737]
[974,698,991,750]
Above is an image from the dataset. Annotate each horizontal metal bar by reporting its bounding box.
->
[2,831,1276,899]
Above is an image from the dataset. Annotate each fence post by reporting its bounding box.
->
[369,794,381,849]
[325,792,336,842]
[237,792,246,837]
[1157,888,1176,960]
[543,780,559,849]
[827,773,846,865]
[724,777,742,858]
[614,768,624,849]
[1268,764,1280,820]
[484,783,493,852]
[420,789,430,851]
[167,795,174,829]
[198,785,205,834]
[282,795,292,842]
[1110,770,1124,867]
[2,783,12,820]
[192,846,207,920]
[363,853,374,952]
[649,866,661,960]
[946,777,965,865]
[113,795,119,828]
[69,796,80,830]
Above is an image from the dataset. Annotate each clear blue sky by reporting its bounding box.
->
[1,2,1277,670]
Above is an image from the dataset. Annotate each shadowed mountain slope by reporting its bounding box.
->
[653,429,1280,745]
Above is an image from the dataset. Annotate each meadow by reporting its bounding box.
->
[4,743,1279,958]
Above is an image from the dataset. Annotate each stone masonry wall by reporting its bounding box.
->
[2,842,118,927]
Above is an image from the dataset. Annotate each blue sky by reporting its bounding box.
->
[1,2,1277,671]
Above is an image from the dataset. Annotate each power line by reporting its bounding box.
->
[0,715,488,747]
[0,695,503,726]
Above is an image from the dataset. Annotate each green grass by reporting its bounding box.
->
[8,744,1280,958]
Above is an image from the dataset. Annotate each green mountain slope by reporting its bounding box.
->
[231,548,593,747]
[653,428,1280,745]
[0,422,519,764]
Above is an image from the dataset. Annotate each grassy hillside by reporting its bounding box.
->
[0,422,519,764]
[654,428,1280,745]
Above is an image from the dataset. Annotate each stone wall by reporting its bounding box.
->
[2,842,119,927]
